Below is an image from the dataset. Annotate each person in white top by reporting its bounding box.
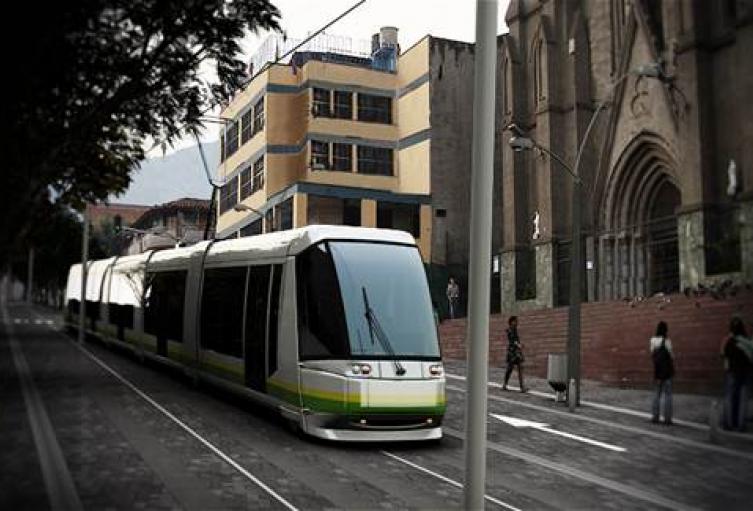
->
[650,321,674,425]
[446,277,460,319]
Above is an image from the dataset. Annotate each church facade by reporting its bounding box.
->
[496,0,753,311]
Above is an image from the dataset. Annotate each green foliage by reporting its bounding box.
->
[11,204,84,294]
[2,0,280,258]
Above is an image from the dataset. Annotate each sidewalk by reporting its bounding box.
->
[443,360,753,431]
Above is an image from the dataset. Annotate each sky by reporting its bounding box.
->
[144,0,511,158]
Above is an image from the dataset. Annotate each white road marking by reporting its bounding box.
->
[491,414,627,452]
[380,451,522,511]
[446,373,709,431]
[69,341,299,511]
[447,384,753,461]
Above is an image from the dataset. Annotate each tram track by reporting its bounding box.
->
[69,334,300,511]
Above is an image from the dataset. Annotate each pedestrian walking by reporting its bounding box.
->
[446,277,460,320]
[650,321,674,425]
[503,316,527,392]
[721,317,753,432]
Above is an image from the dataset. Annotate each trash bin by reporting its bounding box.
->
[547,353,568,402]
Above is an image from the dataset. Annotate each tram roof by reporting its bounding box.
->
[66,226,416,299]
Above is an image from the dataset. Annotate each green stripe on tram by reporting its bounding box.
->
[266,378,447,415]
[200,356,244,384]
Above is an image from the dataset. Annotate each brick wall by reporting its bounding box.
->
[439,290,753,392]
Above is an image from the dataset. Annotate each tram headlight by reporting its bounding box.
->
[352,363,372,376]
[429,364,443,377]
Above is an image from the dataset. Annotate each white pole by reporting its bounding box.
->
[464,0,498,508]
[78,206,89,344]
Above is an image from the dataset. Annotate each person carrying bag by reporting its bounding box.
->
[650,321,674,425]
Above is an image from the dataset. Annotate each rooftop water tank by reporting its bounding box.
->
[379,26,399,49]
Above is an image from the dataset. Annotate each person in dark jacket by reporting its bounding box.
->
[650,321,674,425]
[721,317,753,432]
[503,316,527,392]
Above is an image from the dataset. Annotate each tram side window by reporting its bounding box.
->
[268,265,283,375]
[201,267,246,358]
[296,243,350,359]
[144,271,187,342]
[109,303,134,340]
[245,265,271,358]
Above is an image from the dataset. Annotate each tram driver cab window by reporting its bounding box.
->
[296,243,350,359]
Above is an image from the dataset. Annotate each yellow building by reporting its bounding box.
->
[215,28,501,313]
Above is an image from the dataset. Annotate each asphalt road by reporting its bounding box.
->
[2,302,753,510]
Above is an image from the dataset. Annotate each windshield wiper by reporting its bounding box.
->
[361,287,406,376]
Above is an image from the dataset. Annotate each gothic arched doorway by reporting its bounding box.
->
[646,180,681,294]
[599,134,681,300]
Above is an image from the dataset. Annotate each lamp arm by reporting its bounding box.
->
[573,71,634,180]
[532,142,580,184]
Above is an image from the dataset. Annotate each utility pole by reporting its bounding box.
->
[464,0,497,509]
[26,246,34,304]
[78,206,89,344]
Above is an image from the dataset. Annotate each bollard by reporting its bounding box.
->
[709,399,720,444]
[568,378,577,412]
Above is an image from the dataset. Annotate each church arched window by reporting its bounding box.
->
[532,38,545,106]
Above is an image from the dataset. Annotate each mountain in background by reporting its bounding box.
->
[109,141,218,205]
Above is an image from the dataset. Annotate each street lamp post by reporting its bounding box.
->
[507,62,666,409]
[78,205,89,344]
[464,0,498,509]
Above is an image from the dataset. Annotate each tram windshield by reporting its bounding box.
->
[296,241,440,360]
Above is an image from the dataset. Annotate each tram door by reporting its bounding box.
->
[245,265,271,392]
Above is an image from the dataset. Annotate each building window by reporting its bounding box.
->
[332,143,352,171]
[532,39,545,105]
[377,202,419,238]
[241,109,253,145]
[253,98,265,134]
[240,166,253,200]
[333,91,353,119]
[312,88,331,117]
[226,120,239,157]
[311,140,329,170]
[343,199,361,226]
[240,219,262,237]
[357,94,392,123]
[252,156,264,194]
[279,198,293,231]
[357,146,393,176]
[263,208,274,233]
[219,177,238,215]
[640,0,665,52]
[705,205,742,275]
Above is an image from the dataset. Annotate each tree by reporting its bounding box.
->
[9,204,91,307]
[2,0,280,261]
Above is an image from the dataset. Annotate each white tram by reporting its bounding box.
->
[65,226,445,441]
